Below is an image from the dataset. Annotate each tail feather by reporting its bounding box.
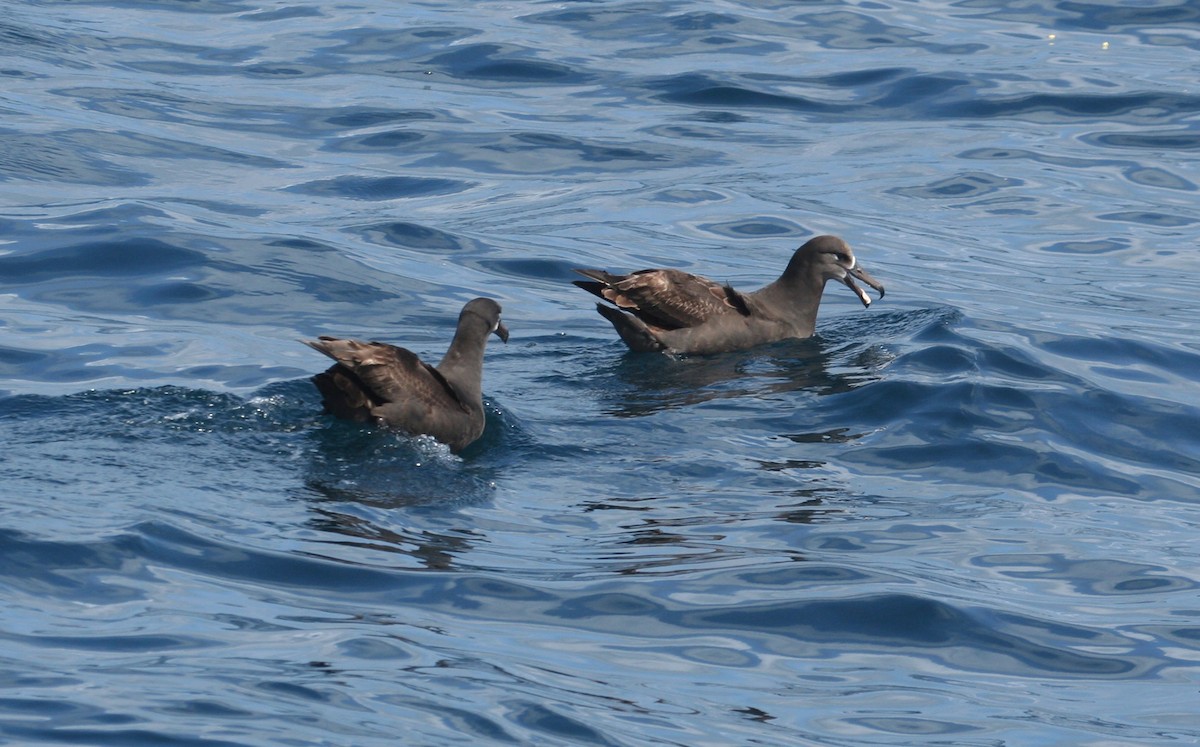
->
[312,365,375,421]
[572,279,607,299]
[595,303,665,352]
[573,268,621,284]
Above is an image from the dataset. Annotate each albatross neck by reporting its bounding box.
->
[437,317,489,388]
[751,268,823,324]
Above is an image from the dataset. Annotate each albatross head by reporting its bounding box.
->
[803,235,886,308]
[462,297,509,343]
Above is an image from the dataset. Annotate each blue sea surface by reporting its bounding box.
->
[3,0,1200,744]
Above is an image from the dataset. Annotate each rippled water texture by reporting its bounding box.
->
[2,0,1199,745]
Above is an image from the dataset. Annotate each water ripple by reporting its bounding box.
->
[4,0,1200,744]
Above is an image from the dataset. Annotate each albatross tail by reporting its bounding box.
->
[594,303,665,353]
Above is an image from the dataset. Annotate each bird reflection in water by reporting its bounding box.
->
[305,504,476,571]
[598,334,891,419]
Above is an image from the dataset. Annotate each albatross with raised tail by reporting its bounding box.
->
[573,235,884,355]
[303,297,508,452]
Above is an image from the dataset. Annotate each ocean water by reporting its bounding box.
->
[2,0,1199,744]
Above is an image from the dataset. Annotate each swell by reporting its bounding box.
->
[832,321,1200,501]
[0,522,1175,681]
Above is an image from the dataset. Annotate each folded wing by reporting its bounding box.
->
[573,268,750,331]
[303,337,468,422]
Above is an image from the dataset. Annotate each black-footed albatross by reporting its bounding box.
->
[303,297,508,453]
[573,235,884,355]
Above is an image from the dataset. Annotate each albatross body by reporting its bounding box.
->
[573,235,884,355]
[303,297,508,453]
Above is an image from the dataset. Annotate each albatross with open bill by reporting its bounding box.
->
[573,235,884,355]
[303,297,508,453]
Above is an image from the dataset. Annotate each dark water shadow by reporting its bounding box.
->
[0,380,527,570]
[288,374,536,509]
[595,307,940,418]
[0,379,521,509]
[288,382,541,569]
[303,503,482,571]
[298,415,504,510]
[597,339,847,418]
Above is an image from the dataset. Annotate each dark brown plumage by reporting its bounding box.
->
[573,235,884,355]
[303,298,508,453]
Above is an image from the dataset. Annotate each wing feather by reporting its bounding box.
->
[304,337,468,415]
[574,268,749,330]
